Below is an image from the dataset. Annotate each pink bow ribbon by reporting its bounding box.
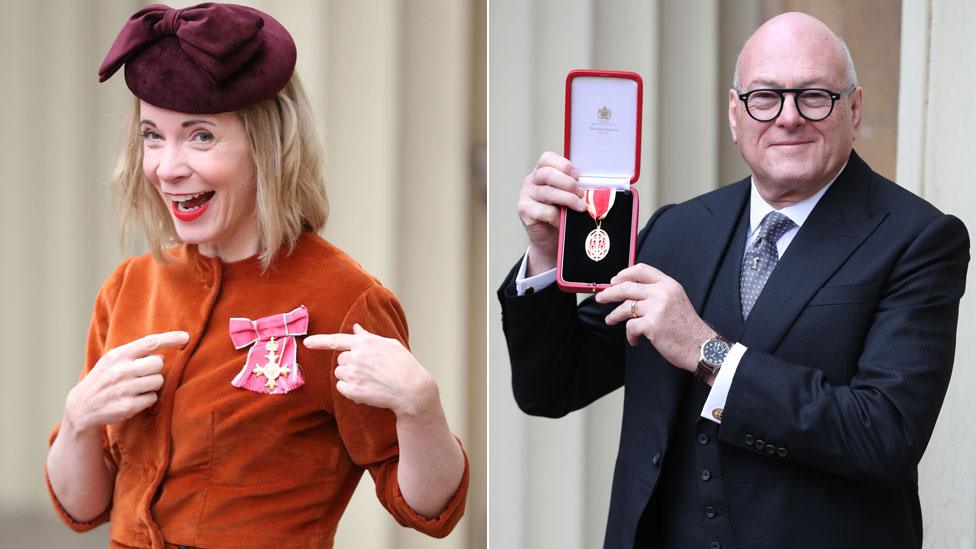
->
[98,3,266,85]
[229,305,308,395]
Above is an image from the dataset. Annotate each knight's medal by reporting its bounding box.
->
[583,188,616,261]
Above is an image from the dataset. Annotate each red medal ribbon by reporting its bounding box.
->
[584,188,616,221]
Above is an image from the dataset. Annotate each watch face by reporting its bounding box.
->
[702,339,730,366]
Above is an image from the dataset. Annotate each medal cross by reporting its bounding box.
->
[252,336,290,391]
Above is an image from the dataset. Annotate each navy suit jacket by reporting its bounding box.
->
[498,152,970,548]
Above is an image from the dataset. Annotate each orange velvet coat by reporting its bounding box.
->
[46,233,468,548]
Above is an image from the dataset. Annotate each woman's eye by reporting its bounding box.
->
[191,130,215,143]
[141,128,161,141]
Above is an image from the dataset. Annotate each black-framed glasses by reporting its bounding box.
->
[738,87,849,122]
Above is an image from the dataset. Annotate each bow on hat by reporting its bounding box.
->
[98,3,266,85]
[229,305,309,395]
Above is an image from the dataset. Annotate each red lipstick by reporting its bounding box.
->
[170,192,214,222]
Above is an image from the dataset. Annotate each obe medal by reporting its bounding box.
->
[583,188,616,262]
[228,305,309,395]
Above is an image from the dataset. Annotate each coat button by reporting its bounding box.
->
[765,444,776,455]
[710,543,721,549]
[697,433,709,445]
[755,439,765,451]
[701,469,711,481]
[705,506,717,519]
[777,446,788,458]
[744,434,754,446]
[652,452,661,466]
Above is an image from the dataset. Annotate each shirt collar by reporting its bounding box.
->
[748,161,847,235]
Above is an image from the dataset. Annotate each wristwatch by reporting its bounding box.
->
[695,335,734,383]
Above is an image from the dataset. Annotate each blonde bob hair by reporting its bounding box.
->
[111,74,329,270]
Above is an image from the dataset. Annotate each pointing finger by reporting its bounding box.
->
[113,331,190,360]
[304,333,356,351]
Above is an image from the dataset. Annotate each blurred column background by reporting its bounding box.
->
[0,1,486,548]
[489,1,974,548]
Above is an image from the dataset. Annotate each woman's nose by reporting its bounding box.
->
[155,144,192,182]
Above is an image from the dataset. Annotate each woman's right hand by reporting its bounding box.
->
[518,151,586,276]
[63,331,189,434]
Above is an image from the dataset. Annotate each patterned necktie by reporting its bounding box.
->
[740,211,797,319]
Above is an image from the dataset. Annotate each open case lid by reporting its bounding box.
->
[564,69,643,190]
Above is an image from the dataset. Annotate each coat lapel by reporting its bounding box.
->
[672,179,752,315]
[737,152,889,352]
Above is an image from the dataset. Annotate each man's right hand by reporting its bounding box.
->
[62,331,190,435]
[517,151,587,276]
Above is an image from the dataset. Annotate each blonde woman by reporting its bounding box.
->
[44,4,467,547]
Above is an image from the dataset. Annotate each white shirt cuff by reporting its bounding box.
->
[515,249,557,296]
[701,343,748,424]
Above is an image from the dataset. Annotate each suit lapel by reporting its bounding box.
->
[672,179,752,315]
[737,153,889,352]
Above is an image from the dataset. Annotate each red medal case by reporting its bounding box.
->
[557,69,643,293]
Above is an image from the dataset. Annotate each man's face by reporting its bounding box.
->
[728,20,863,203]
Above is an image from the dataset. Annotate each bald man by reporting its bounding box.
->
[498,12,969,549]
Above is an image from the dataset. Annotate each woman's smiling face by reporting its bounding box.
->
[139,100,260,261]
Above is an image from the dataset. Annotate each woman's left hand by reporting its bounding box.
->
[304,324,438,420]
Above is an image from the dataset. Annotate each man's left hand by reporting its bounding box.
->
[597,263,716,373]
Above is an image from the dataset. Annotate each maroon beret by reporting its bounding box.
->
[98,2,297,114]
